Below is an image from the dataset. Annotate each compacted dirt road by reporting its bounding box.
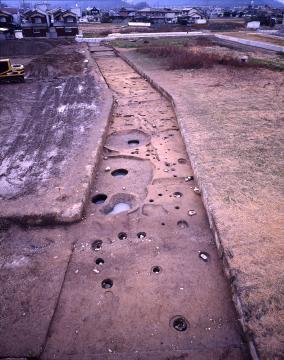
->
[0,44,249,359]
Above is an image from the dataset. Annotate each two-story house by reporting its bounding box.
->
[21,9,49,37]
[50,9,78,36]
[0,9,14,38]
[21,8,78,37]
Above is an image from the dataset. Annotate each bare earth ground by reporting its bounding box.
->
[118,45,284,359]
[0,44,249,360]
[79,23,124,36]
[0,40,112,224]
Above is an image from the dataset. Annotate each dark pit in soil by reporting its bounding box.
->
[92,240,103,251]
[152,266,161,274]
[92,194,108,204]
[118,232,127,240]
[128,139,140,146]
[102,279,113,289]
[111,169,128,177]
[137,232,146,239]
[171,316,188,332]
[177,220,189,228]
[96,258,104,265]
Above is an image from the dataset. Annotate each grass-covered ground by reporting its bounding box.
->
[110,36,284,72]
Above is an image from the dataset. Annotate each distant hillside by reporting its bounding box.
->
[93,0,132,8]
[145,0,284,7]
[3,0,283,10]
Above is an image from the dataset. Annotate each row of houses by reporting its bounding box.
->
[104,7,207,25]
[210,4,284,25]
[0,8,78,38]
[0,5,207,39]
[22,9,78,37]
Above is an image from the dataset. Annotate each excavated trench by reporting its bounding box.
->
[40,45,250,359]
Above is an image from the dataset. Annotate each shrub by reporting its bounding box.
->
[99,30,112,36]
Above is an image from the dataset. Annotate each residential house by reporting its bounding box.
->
[87,6,101,22]
[0,9,15,39]
[21,8,78,37]
[0,7,20,24]
[179,8,207,24]
[71,6,81,19]
[50,9,78,37]
[119,8,136,18]
[21,9,49,37]
[137,8,167,24]
[0,9,14,28]
[136,7,206,25]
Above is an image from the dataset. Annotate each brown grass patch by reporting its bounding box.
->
[120,24,188,34]
[138,45,252,70]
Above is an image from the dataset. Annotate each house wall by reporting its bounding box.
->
[22,27,48,37]
[64,16,77,24]
[31,16,47,24]
[0,13,13,25]
[55,26,78,36]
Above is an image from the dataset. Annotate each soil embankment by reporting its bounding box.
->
[0,40,112,224]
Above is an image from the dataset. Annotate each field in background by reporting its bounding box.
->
[111,36,284,71]
[79,17,247,38]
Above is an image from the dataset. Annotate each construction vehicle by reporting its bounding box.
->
[0,59,25,83]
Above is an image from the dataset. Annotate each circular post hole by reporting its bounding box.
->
[111,169,128,177]
[91,240,103,251]
[96,258,104,265]
[101,278,113,289]
[170,316,189,332]
[128,139,140,146]
[118,232,127,240]
[152,266,162,274]
[92,194,107,204]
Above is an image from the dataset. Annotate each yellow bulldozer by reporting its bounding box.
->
[0,58,25,83]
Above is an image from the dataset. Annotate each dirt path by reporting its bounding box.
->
[0,45,249,359]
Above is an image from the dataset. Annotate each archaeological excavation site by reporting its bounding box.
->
[0,24,283,360]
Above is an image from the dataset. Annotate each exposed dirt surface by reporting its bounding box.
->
[0,39,72,57]
[0,225,72,357]
[0,40,112,223]
[118,45,284,359]
[0,45,249,359]
[79,23,124,37]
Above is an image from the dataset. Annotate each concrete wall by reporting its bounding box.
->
[215,34,284,53]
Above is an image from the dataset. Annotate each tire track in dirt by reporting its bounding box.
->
[0,74,101,199]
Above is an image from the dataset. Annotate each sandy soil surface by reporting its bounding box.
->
[79,23,124,36]
[0,40,112,224]
[118,45,284,359]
